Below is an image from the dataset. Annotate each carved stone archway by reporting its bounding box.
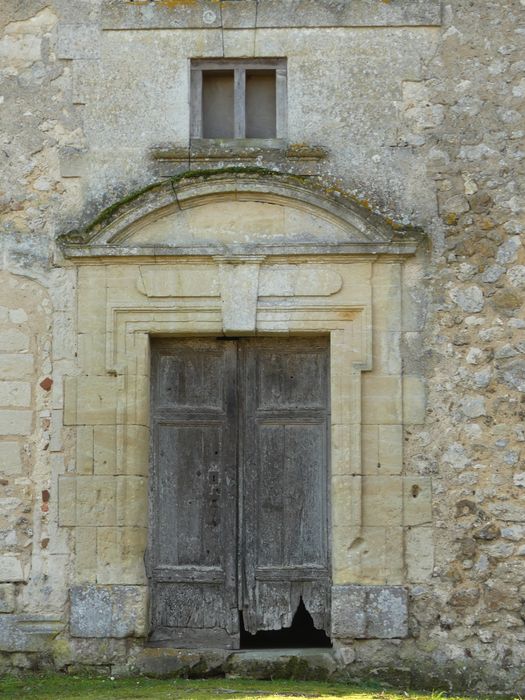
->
[59,169,427,645]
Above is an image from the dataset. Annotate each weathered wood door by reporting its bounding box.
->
[149,337,330,648]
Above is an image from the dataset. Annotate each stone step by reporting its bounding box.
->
[135,647,337,680]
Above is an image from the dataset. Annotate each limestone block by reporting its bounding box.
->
[0,355,33,380]
[0,583,15,612]
[76,425,94,474]
[0,615,63,652]
[223,28,257,58]
[94,425,116,474]
[225,648,336,679]
[362,476,402,527]
[118,425,150,476]
[0,441,22,475]
[332,475,361,532]
[70,585,148,638]
[77,267,107,332]
[258,267,343,297]
[137,265,219,298]
[75,527,97,584]
[0,411,33,436]
[362,424,403,475]
[346,526,404,584]
[49,409,64,453]
[331,424,360,476]
[222,1,257,29]
[101,0,440,29]
[406,526,434,582]
[403,477,432,526]
[331,585,408,639]
[0,330,29,353]
[96,527,147,585]
[77,333,107,375]
[362,375,402,425]
[331,344,361,425]
[53,311,76,360]
[0,555,24,582]
[116,476,147,527]
[122,375,149,426]
[135,646,231,679]
[373,331,401,375]
[77,476,117,527]
[58,475,76,526]
[372,263,402,331]
[403,376,426,424]
[218,261,260,334]
[64,376,120,426]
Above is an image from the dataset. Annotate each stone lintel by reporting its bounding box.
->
[70,584,148,639]
[331,584,408,639]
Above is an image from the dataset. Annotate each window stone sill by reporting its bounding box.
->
[151,141,328,176]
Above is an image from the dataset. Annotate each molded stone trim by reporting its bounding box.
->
[58,170,422,258]
[101,0,442,31]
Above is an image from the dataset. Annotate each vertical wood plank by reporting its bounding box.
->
[149,338,239,648]
[240,337,331,635]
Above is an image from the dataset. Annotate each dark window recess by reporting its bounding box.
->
[202,70,234,139]
[245,70,276,138]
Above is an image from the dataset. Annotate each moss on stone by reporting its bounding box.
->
[61,165,423,246]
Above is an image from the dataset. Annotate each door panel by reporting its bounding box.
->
[149,339,238,648]
[241,337,331,635]
[149,336,330,646]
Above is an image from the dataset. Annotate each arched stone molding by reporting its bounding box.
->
[58,169,429,644]
[59,170,421,258]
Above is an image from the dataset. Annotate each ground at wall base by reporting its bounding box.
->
[0,674,518,700]
[1,647,524,695]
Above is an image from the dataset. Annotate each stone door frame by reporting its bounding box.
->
[60,171,425,643]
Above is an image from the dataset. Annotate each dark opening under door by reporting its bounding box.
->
[149,337,330,649]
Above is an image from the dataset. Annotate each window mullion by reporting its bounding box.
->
[234,67,246,138]
[190,68,203,139]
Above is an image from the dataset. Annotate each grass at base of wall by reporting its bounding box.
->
[0,674,516,700]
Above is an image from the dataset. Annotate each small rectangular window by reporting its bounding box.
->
[202,70,234,138]
[191,58,286,142]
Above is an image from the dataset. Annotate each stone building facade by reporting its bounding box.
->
[0,0,524,691]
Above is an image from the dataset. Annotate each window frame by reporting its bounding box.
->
[190,58,287,143]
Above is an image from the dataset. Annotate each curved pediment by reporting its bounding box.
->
[59,169,422,258]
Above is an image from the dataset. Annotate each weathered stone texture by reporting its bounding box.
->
[70,585,148,638]
[332,585,409,640]
[0,0,524,690]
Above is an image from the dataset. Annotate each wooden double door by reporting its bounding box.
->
[148,337,330,648]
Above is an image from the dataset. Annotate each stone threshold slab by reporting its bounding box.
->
[136,647,338,679]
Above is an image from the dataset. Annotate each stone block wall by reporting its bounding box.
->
[0,0,524,692]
